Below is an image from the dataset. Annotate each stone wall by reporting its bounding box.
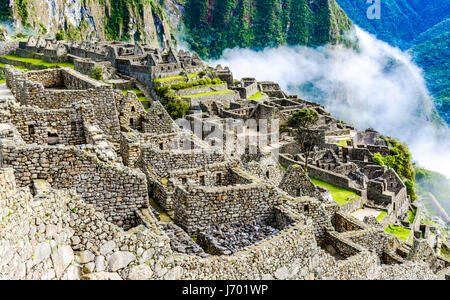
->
[279,154,364,198]
[6,67,121,142]
[173,180,284,234]
[0,41,19,56]
[142,101,176,135]
[141,146,225,178]
[7,101,86,145]
[1,144,148,228]
[278,164,323,200]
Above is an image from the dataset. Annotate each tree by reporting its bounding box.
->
[166,95,190,120]
[288,108,320,171]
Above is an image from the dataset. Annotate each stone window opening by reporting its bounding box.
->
[182,177,187,185]
[28,125,35,135]
[200,175,205,186]
[216,173,222,185]
[131,106,135,113]
[47,131,59,145]
[296,188,301,197]
[159,143,164,150]
[266,170,270,179]
[130,118,134,128]
[304,204,310,213]
[158,114,163,120]
[211,140,216,147]
[71,121,77,132]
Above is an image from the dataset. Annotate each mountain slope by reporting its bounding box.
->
[183,0,353,59]
[336,0,450,49]
[3,0,178,48]
[410,19,450,124]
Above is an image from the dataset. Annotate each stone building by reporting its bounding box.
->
[0,38,448,280]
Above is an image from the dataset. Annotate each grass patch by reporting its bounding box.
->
[441,246,450,260]
[248,91,265,101]
[181,89,235,98]
[1,55,74,69]
[148,198,172,223]
[421,219,437,226]
[384,225,411,241]
[408,208,417,224]
[310,177,360,206]
[335,139,351,147]
[122,89,148,102]
[153,73,200,83]
[377,210,387,221]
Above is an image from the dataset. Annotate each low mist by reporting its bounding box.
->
[208,27,450,178]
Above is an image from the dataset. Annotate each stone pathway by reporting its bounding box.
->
[351,207,381,222]
[0,83,14,99]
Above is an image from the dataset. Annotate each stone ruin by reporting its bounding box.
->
[0,37,448,280]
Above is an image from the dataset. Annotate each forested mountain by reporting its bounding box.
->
[336,0,449,49]
[184,0,353,58]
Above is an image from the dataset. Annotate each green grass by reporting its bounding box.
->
[377,210,387,221]
[335,139,351,147]
[408,208,417,224]
[153,73,200,83]
[1,55,74,69]
[0,61,30,71]
[148,198,172,223]
[122,89,148,102]
[181,89,235,98]
[384,225,411,241]
[310,177,360,206]
[248,91,265,101]
[421,219,437,226]
[138,96,148,102]
[0,80,5,85]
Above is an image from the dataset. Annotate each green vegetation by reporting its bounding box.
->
[384,225,411,241]
[310,177,360,206]
[16,0,30,27]
[441,246,450,260]
[373,137,417,201]
[122,88,148,103]
[149,198,172,223]
[0,69,5,84]
[288,108,320,171]
[415,167,450,223]
[335,139,351,147]
[248,92,265,101]
[105,0,166,42]
[166,97,190,120]
[1,54,74,69]
[164,78,224,91]
[184,0,353,59]
[377,210,387,221]
[90,66,103,81]
[408,208,417,224]
[411,20,450,124]
[181,90,235,98]
[153,73,200,84]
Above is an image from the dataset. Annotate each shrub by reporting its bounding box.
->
[90,66,103,81]
[373,138,417,201]
[166,96,190,120]
[55,30,65,41]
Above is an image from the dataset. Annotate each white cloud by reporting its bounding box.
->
[208,27,450,177]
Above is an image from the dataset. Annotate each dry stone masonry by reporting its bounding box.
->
[0,38,448,280]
